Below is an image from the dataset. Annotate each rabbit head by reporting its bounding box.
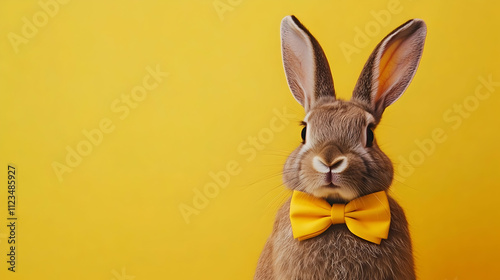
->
[281,16,426,203]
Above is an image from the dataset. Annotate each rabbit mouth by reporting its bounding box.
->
[325,182,340,189]
[313,184,357,203]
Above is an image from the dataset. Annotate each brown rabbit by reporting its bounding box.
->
[255,16,427,280]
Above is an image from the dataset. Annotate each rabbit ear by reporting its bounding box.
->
[351,19,427,122]
[281,15,335,112]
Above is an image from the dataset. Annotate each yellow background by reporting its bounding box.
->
[1,0,499,279]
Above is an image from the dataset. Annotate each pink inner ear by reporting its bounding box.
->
[375,37,412,103]
[281,17,316,109]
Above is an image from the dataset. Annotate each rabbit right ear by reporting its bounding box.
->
[281,16,335,112]
[351,19,427,122]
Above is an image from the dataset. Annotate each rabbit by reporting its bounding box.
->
[255,15,426,280]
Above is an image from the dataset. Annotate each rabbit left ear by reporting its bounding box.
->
[352,19,427,122]
[281,16,335,112]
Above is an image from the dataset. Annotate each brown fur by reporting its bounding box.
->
[255,100,415,280]
[255,16,426,279]
[256,196,414,279]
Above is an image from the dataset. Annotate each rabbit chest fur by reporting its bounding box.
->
[255,196,415,280]
[255,15,426,280]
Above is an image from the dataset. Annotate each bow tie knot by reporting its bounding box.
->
[330,204,346,225]
[290,190,391,244]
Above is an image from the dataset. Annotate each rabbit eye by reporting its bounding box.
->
[301,126,307,143]
[366,127,374,147]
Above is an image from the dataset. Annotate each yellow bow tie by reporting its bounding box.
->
[289,190,391,244]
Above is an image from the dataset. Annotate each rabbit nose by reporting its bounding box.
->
[329,156,348,173]
[312,156,348,174]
